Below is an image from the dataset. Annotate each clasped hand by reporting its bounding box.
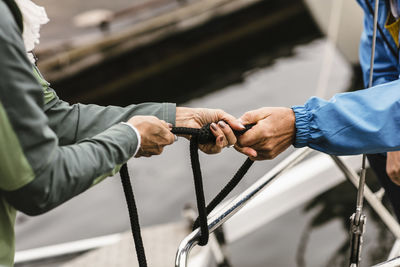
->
[127,107,246,157]
[235,107,296,160]
[128,106,297,160]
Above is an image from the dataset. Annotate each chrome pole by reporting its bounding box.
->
[331,156,400,239]
[348,0,379,265]
[175,147,312,267]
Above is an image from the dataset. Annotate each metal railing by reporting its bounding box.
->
[372,256,400,267]
[175,149,400,267]
[175,147,312,267]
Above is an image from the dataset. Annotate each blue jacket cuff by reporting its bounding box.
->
[291,105,310,148]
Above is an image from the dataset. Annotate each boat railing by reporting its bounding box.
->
[174,148,400,267]
[371,256,400,267]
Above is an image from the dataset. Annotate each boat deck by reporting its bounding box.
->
[61,222,206,267]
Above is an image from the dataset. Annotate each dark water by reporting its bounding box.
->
[47,0,318,106]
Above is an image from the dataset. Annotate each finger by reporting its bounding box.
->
[217,110,245,131]
[147,145,165,156]
[135,148,144,158]
[157,146,164,155]
[136,152,152,158]
[388,169,400,186]
[238,125,263,147]
[239,108,269,126]
[165,132,175,145]
[218,121,237,146]
[387,168,400,185]
[234,144,257,158]
[391,177,400,186]
[210,122,227,148]
[159,120,173,131]
[159,127,175,145]
[200,144,222,154]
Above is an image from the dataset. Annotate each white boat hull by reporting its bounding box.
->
[304,0,364,64]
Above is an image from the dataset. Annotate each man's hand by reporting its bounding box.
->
[175,107,245,154]
[387,151,400,186]
[128,116,175,157]
[235,107,296,160]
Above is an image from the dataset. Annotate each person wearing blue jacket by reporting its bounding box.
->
[234,0,400,218]
[0,1,242,266]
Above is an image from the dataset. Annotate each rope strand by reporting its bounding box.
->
[120,164,147,267]
[192,157,254,230]
[119,122,255,265]
[189,138,209,245]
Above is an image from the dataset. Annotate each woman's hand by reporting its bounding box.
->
[175,107,245,154]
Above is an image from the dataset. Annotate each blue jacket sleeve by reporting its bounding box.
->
[292,80,400,155]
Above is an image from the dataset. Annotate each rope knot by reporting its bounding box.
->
[196,123,216,144]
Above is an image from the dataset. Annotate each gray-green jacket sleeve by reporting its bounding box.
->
[0,12,160,216]
[45,99,176,146]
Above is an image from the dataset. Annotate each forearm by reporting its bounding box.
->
[46,99,176,145]
[293,79,400,155]
[4,123,138,215]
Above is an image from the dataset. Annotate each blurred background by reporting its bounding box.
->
[13,0,397,266]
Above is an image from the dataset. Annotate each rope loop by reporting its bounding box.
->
[120,122,255,266]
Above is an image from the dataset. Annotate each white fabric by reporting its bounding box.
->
[120,122,142,157]
[15,0,49,63]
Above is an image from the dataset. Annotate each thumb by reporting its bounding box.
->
[239,108,269,125]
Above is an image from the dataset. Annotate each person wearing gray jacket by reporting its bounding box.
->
[0,1,244,266]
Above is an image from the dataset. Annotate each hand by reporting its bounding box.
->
[386,151,400,186]
[127,116,175,157]
[235,107,296,160]
[175,107,245,154]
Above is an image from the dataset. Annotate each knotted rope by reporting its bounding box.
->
[120,123,254,267]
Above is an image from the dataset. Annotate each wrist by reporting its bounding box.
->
[175,107,201,128]
[120,122,141,156]
[291,105,309,148]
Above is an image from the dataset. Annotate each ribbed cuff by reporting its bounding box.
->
[120,122,141,157]
[291,105,311,148]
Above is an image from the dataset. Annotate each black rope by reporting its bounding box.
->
[189,137,209,245]
[120,164,147,267]
[119,122,255,266]
[171,123,254,246]
[192,157,254,230]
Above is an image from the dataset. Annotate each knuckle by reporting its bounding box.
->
[216,109,224,115]
[263,143,274,152]
[237,138,247,147]
[242,112,251,120]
